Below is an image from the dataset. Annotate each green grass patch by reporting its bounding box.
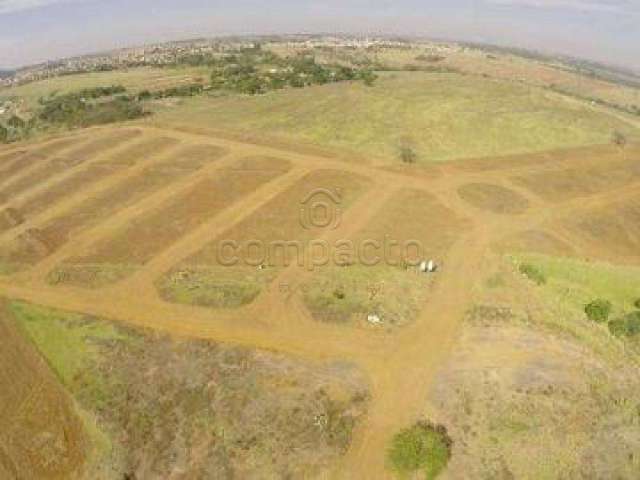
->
[387,421,452,479]
[9,300,130,406]
[512,254,640,312]
[153,71,639,164]
[509,253,640,360]
[157,266,273,308]
[302,264,430,326]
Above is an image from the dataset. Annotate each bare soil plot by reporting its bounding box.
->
[451,144,632,174]
[0,137,82,187]
[458,183,530,215]
[0,137,179,233]
[512,152,640,203]
[0,144,225,271]
[158,169,371,308]
[0,150,30,177]
[54,156,292,287]
[301,189,470,328]
[494,229,577,257]
[0,129,141,201]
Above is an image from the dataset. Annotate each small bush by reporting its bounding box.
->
[518,263,546,285]
[387,421,452,479]
[400,145,417,164]
[611,130,627,147]
[398,137,418,164]
[584,299,612,323]
[633,298,640,309]
[608,312,640,338]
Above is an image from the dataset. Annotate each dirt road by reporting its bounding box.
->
[0,124,636,478]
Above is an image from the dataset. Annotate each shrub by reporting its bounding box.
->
[611,130,627,147]
[633,298,640,309]
[608,312,640,338]
[39,93,145,127]
[584,299,612,323]
[387,421,452,479]
[137,90,152,101]
[400,145,417,163]
[6,115,25,129]
[518,263,546,285]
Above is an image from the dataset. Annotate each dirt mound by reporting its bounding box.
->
[0,303,86,479]
[458,183,529,215]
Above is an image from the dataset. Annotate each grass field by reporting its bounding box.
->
[1,66,211,108]
[152,71,638,164]
[512,253,640,318]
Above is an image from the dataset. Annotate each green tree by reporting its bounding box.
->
[609,312,640,338]
[388,422,452,479]
[6,115,25,129]
[584,299,612,323]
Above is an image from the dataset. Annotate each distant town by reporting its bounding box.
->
[0,35,467,88]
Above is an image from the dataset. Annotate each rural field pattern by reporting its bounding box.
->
[0,114,638,478]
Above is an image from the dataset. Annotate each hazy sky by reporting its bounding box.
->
[0,0,638,71]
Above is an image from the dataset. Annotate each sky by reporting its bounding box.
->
[0,0,638,72]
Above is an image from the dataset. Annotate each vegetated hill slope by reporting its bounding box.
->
[0,301,86,479]
[151,71,638,163]
[0,66,210,109]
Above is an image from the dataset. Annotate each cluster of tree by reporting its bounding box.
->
[585,298,640,339]
[209,53,378,95]
[0,114,37,143]
[415,54,445,63]
[1,86,146,143]
[137,83,205,100]
[37,85,145,129]
[170,44,279,68]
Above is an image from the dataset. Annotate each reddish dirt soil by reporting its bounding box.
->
[458,183,530,215]
[61,156,293,278]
